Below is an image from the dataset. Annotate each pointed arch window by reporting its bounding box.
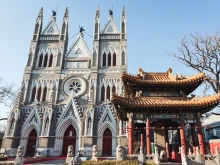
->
[34,23,39,34]
[42,87,47,102]
[43,54,48,67]
[103,53,106,67]
[108,53,111,66]
[48,54,53,67]
[87,116,92,134]
[31,87,36,102]
[95,23,98,33]
[37,86,42,101]
[122,51,126,65]
[112,85,116,95]
[62,22,66,34]
[101,86,105,101]
[113,53,116,66]
[92,52,97,66]
[107,85,110,100]
[122,22,125,34]
[38,54,43,67]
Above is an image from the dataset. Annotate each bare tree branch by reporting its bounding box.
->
[0,77,16,107]
[170,32,220,94]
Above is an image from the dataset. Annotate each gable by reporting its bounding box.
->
[66,35,91,58]
[41,21,60,35]
[101,18,119,34]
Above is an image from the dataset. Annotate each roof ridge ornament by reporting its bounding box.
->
[51,10,56,21]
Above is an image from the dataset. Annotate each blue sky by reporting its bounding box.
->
[0,0,220,119]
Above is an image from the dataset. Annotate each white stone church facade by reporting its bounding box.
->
[1,7,127,157]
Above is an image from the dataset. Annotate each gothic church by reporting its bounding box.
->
[2,7,127,157]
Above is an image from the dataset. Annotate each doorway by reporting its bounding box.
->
[26,129,37,156]
[62,125,76,156]
[102,128,112,156]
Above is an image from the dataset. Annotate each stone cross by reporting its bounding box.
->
[14,146,24,165]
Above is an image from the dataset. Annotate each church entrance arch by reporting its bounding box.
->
[26,129,37,156]
[102,128,112,156]
[62,125,76,156]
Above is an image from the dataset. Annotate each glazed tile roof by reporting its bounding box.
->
[122,68,206,86]
[122,68,206,96]
[112,94,220,109]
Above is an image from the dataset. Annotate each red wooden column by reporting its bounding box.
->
[179,117,186,154]
[140,134,144,147]
[197,115,205,155]
[146,118,151,155]
[128,116,133,155]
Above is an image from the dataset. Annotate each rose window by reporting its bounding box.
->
[69,81,81,93]
[63,77,86,97]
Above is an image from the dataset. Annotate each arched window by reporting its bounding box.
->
[42,87,47,102]
[43,54,48,67]
[37,86,42,101]
[103,53,106,67]
[31,87,36,102]
[34,23,39,34]
[92,52,97,66]
[101,86,105,101]
[38,54,43,67]
[113,53,116,66]
[107,85,110,100]
[62,22,66,34]
[122,22,125,33]
[122,51,126,65]
[48,54,53,67]
[112,85,116,95]
[108,53,111,66]
[87,117,91,134]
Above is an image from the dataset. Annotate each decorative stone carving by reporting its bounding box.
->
[66,145,74,163]
[91,145,98,161]
[154,146,160,165]
[116,145,125,160]
[69,153,82,165]
[160,150,167,162]
[181,147,188,165]
[138,146,146,165]
[14,146,24,165]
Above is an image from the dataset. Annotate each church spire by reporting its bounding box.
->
[32,7,43,41]
[121,6,126,39]
[93,6,100,40]
[60,7,68,41]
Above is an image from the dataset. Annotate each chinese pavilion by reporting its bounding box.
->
[112,68,220,157]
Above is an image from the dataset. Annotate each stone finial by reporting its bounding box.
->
[96,6,100,18]
[116,145,125,161]
[38,7,43,17]
[122,6,125,17]
[14,146,24,165]
[181,147,188,165]
[64,7,68,17]
[91,145,98,161]
[154,146,160,165]
[138,146,146,165]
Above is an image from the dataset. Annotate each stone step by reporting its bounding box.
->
[160,163,181,165]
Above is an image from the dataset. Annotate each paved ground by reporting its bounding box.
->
[26,159,65,165]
